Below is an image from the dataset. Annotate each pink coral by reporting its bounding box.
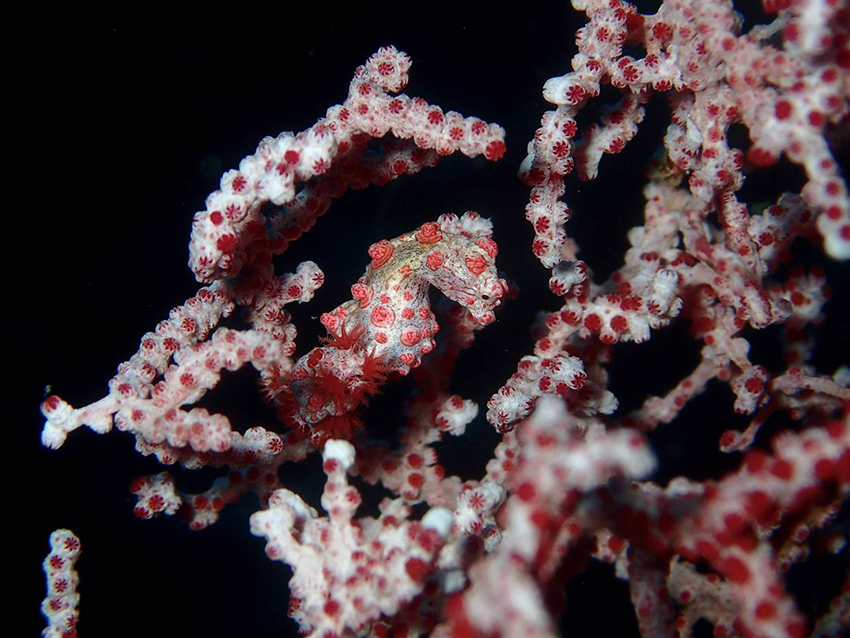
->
[28,2,850,638]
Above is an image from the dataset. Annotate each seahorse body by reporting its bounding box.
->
[282,212,506,442]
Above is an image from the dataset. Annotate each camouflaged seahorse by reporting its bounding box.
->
[280,212,507,443]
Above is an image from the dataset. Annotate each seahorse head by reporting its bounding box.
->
[420,212,508,325]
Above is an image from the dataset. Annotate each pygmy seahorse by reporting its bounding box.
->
[279,211,507,444]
